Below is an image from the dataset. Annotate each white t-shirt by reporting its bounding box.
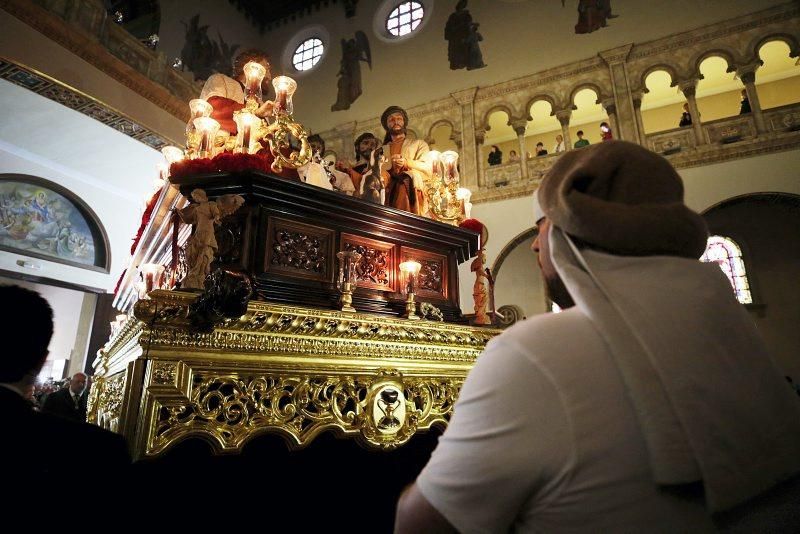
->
[416,308,712,533]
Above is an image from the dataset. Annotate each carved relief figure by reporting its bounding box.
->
[177,189,244,289]
[180,14,240,80]
[444,0,486,71]
[331,31,372,111]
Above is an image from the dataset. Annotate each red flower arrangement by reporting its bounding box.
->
[168,151,300,180]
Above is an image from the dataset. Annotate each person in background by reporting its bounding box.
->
[41,372,88,423]
[600,121,613,141]
[0,285,131,486]
[395,141,800,533]
[739,88,752,115]
[553,134,566,153]
[488,145,502,166]
[573,130,590,148]
[536,142,548,157]
[508,150,520,162]
[679,102,692,127]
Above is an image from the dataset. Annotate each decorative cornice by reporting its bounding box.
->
[1,0,199,122]
[0,58,179,149]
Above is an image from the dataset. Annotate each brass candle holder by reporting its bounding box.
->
[399,260,422,320]
[337,250,362,313]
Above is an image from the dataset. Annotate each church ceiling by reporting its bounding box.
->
[227,0,358,31]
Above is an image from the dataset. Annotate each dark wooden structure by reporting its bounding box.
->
[170,171,480,322]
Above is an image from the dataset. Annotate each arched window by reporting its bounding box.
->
[700,235,752,304]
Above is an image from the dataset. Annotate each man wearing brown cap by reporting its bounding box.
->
[379,105,432,216]
[395,141,800,532]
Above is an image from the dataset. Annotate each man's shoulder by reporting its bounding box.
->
[492,308,605,362]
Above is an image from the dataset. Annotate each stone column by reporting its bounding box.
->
[598,44,639,142]
[555,109,572,150]
[474,128,487,187]
[450,87,480,189]
[737,64,767,134]
[601,98,620,140]
[631,91,647,146]
[678,79,706,146]
[510,118,529,179]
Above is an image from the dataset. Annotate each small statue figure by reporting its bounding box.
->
[358,146,385,204]
[471,249,491,325]
[176,188,245,290]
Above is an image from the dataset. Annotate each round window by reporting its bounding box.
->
[386,2,425,37]
[292,38,324,71]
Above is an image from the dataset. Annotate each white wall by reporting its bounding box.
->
[0,80,162,291]
[0,275,93,379]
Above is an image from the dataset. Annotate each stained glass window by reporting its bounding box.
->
[386,2,424,37]
[292,38,324,71]
[700,235,753,304]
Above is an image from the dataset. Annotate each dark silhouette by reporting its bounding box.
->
[488,145,502,166]
[679,102,692,127]
[445,0,486,71]
[574,0,618,34]
[0,285,130,487]
[331,31,371,111]
[739,89,752,115]
[180,14,240,80]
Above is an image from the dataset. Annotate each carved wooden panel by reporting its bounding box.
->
[265,218,334,282]
[341,233,396,292]
[215,211,248,266]
[400,247,448,301]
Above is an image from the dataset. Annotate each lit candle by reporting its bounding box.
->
[139,263,165,293]
[399,260,422,295]
[456,187,473,218]
[243,61,267,106]
[442,150,460,184]
[234,111,258,154]
[187,99,213,136]
[272,76,297,115]
[428,150,443,178]
[193,117,220,158]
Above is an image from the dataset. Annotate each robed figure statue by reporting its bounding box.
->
[331,31,371,111]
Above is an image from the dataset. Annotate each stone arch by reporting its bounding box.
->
[568,83,605,108]
[524,93,559,118]
[691,47,740,76]
[0,173,110,271]
[751,32,800,59]
[481,104,515,130]
[427,118,460,145]
[639,63,680,94]
[491,226,537,277]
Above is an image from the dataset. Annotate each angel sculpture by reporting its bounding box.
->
[331,30,371,111]
[176,188,244,289]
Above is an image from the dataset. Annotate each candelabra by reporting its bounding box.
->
[399,260,422,320]
[337,250,362,313]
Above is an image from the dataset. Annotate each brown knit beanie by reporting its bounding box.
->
[537,140,708,258]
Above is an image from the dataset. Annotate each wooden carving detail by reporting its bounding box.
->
[419,259,443,293]
[266,219,333,282]
[341,234,395,292]
[401,247,448,301]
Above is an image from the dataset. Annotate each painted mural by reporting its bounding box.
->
[0,180,99,267]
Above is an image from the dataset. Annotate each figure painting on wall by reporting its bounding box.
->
[0,180,98,267]
[331,31,372,111]
[444,0,486,71]
[574,0,619,35]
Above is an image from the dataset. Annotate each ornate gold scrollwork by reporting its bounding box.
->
[147,366,464,455]
[260,114,312,173]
